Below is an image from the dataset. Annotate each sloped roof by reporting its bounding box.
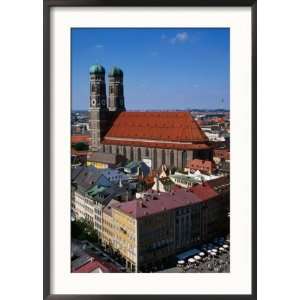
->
[104,112,208,143]
[74,258,119,273]
[187,159,215,170]
[190,183,218,200]
[114,189,204,219]
[73,166,118,192]
[87,151,119,164]
[73,166,102,191]
[206,176,230,193]
[73,260,102,273]
[71,135,90,144]
[71,166,85,181]
[71,254,92,271]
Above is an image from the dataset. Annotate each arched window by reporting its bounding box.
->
[109,145,112,153]
[130,147,134,161]
[116,146,119,155]
[182,151,187,169]
[123,146,127,157]
[153,148,157,170]
[145,148,149,157]
[170,150,174,167]
[102,144,105,152]
[162,149,166,165]
[137,148,141,161]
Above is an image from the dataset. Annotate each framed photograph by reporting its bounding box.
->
[44,0,257,299]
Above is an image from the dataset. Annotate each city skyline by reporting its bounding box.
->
[72,28,230,111]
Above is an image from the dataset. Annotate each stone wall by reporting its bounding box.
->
[100,144,209,170]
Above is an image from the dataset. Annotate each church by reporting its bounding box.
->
[88,64,212,171]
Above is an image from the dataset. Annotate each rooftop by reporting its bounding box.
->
[71,134,90,144]
[206,176,230,193]
[103,199,121,217]
[169,173,200,184]
[104,111,209,144]
[74,258,119,273]
[72,166,128,191]
[89,64,105,74]
[172,170,221,182]
[187,159,215,170]
[109,66,123,77]
[87,151,123,164]
[190,183,218,200]
[114,187,217,219]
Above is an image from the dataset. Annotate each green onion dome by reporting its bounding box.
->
[109,66,123,77]
[89,64,105,74]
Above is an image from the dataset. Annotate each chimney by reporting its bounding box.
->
[119,178,123,188]
[156,173,160,193]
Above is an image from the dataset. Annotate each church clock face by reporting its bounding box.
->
[101,99,106,105]
[91,99,97,106]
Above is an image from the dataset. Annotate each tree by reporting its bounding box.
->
[71,218,98,243]
[73,142,89,151]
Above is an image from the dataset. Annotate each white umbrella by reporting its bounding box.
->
[212,249,218,253]
[226,239,230,243]
[223,245,229,249]
[188,258,195,263]
[178,260,185,265]
[194,255,201,260]
[211,252,216,256]
[199,252,205,257]
[219,247,224,251]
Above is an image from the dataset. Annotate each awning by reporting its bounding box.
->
[176,248,200,260]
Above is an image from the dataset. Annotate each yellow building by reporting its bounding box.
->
[100,179,229,272]
[101,200,118,249]
[112,207,137,272]
[101,190,201,272]
[86,160,109,169]
[87,151,125,169]
[102,201,137,272]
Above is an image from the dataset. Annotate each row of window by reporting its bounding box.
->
[102,145,184,168]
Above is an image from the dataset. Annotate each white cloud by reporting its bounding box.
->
[170,32,189,44]
[96,44,104,49]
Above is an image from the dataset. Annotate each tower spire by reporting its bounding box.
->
[88,64,107,151]
[108,66,125,111]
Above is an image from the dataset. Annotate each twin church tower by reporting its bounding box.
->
[88,63,212,169]
[89,64,126,151]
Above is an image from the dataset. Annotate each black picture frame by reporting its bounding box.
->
[43,0,257,299]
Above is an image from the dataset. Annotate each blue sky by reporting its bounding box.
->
[72,28,229,110]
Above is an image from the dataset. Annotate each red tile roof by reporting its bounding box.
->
[187,159,215,171]
[114,187,216,219]
[105,112,208,143]
[71,135,90,144]
[212,117,225,123]
[74,258,119,273]
[214,149,230,160]
[190,183,218,201]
